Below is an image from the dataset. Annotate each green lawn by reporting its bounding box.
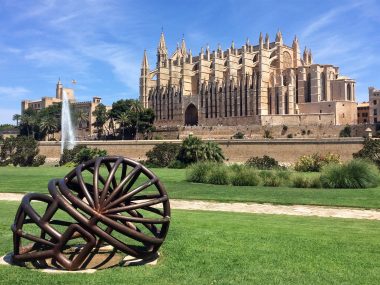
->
[1,166,380,209]
[0,201,380,284]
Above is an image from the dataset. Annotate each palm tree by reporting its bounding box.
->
[76,109,89,140]
[20,113,36,138]
[39,116,58,140]
[129,100,143,140]
[117,112,130,140]
[12,114,21,126]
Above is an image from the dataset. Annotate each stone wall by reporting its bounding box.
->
[154,124,374,140]
[39,138,364,164]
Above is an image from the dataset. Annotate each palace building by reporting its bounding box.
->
[140,31,357,127]
[21,80,106,139]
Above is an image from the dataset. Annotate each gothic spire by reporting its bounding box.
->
[265,33,270,49]
[141,49,149,69]
[181,37,187,56]
[275,29,283,44]
[259,32,263,48]
[157,32,167,54]
[292,35,299,48]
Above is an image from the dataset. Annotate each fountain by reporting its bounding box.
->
[60,89,76,154]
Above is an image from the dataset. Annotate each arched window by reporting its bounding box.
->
[306,73,311,102]
[347,84,352,101]
[321,72,326,101]
[296,73,299,103]
[285,92,289,114]
[283,52,292,69]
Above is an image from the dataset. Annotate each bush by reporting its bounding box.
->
[287,134,293,138]
[186,162,216,183]
[177,136,224,165]
[294,153,341,172]
[353,138,380,168]
[59,145,107,165]
[167,160,187,169]
[32,155,46,167]
[339,125,351,137]
[74,147,107,164]
[59,145,87,166]
[292,175,321,188]
[263,130,273,139]
[320,159,380,189]
[146,143,181,167]
[230,167,260,186]
[232,132,245,139]
[207,165,230,185]
[259,171,282,187]
[245,155,279,170]
[0,136,46,167]
[281,125,288,135]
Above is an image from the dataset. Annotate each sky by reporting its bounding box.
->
[0,0,379,124]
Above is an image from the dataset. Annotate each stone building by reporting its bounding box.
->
[21,80,105,139]
[369,87,380,124]
[140,31,357,127]
[357,102,369,124]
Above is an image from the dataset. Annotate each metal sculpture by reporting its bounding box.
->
[11,156,171,271]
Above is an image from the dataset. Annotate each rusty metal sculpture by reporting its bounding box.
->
[11,156,171,271]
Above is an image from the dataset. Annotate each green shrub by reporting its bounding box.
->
[59,145,107,165]
[292,175,321,188]
[59,145,87,166]
[0,136,46,167]
[146,143,181,167]
[353,138,380,168]
[177,136,224,164]
[339,125,351,137]
[245,155,279,170]
[230,167,260,186]
[232,132,245,139]
[287,134,293,138]
[207,165,230,185]
[32,155,46,167]
[168,160,187,169]
[186,162,216,183]
[203,141,225,163]
[263,130,273,139]
[74,147,107,164]
[294,153,341,172]
[321,159,380,189]
[259,171,282,187]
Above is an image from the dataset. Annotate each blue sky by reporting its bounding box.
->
[0,0,379,124]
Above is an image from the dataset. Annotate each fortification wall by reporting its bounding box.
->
[39,138,364,164]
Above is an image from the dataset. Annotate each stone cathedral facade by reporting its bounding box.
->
[140,31,357,127]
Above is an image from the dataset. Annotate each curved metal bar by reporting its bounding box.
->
[12,156,171,271]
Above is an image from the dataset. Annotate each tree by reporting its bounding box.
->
[20,108,38,138]
[39,116,58,140]
[353,138,380,168]
[12,114,21,126]
[0,136,45,167]
[129,100,143,140]
[75,109,89,140]
[92,103,107,139]
[117,112,130,140]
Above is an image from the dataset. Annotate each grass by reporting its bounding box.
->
[2,166,380,208]
[0,201,380,284]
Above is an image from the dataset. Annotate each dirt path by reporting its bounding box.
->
[1,193,380,221]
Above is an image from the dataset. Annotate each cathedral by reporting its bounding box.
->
[139,31,357,127]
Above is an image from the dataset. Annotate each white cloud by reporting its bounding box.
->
[301,1,365,39]
[0,86,30,98]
